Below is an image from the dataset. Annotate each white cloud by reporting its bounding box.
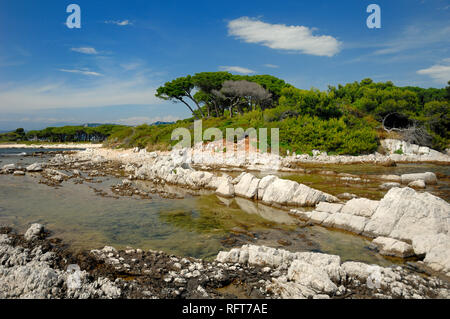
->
[219,66,255,74]
[105,20,132,26]
[227,17,341,57]
[373,24,450,55]
[417,64,450,84]
[71,47,99,55]
[116,115,180,126]
[263,64,279,68]
[120,62,142,71]
[0,77,162,112]
[59,69,103,76]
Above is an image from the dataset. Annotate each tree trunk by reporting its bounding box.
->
[179,98,199,120]
[213,101,220,117]
[186,92,205,118]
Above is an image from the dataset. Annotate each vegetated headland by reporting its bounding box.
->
[0,74,449,299]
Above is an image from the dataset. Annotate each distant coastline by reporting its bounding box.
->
[0,143,103,149]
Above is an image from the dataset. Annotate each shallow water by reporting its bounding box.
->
[0,173,396,265]
[1,149,447,266]
[0,147,84,157]
[247,163,450,201]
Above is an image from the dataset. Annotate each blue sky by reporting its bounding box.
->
[0,0,449,131]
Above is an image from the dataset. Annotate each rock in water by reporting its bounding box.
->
[379,182,401,190]
[215,179,235,198]
[262,178,299,205]
[234,173,260,199]
[364,187,450,274]
[24,223,44,241]
[341,198,379,218]
[371,237,415,258]
[408,180,426,189]
[26,163,43,172]
[1,164,16,173]
[401,172,437,185]
[364,187,449,240]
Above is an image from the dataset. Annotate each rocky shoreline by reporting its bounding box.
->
[1,224,449,299]
[45,145,448,278]
[0,141,449,299]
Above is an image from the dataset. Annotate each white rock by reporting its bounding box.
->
[290,209,312,221]
[287,260,337,294]
[295,251,342,282]
[341,198,379,218]
[364,187,450,241]
[24,224,44,241]
[231,172,247,185]
[234,173,260,199]
[267,278,313,299]
[262,178,299,205]
[309,211,331,224]
[52,175,63,182]
[215,179,235,198]
[407,180,426,189]
[412,234,450,275]
[290,184,338,207]
[378,175,402,182]
[316,202,343,214]
[257,175,278,200]
[341,261,371,280]
[322,213,368,234]
[26,163,43,172]
[372,237,415,258]
[401,172,437,185]
[379,182,401,190]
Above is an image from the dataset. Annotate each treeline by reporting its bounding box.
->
[0,125,127,143]
[156,72,291,118]
[155,74,449,151]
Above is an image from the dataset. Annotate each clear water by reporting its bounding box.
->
[1,148,447,266]
[0,147,85,157]
[246,163,450,201]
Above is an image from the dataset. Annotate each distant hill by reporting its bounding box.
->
[82,123,116,128]
[152,121,174,126]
